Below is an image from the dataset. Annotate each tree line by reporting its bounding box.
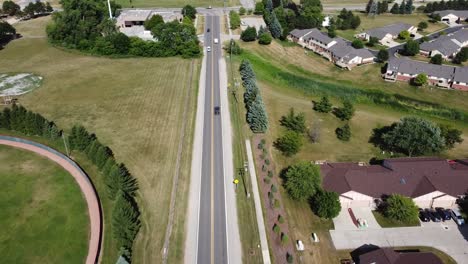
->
[1,0,52,18]
[424,0,468,13]
[0,21,16,47]
[239,60,269,133]
[0,104,141,263]
[47,0,200,58]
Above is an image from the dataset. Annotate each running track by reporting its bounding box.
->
[0,135,102,264]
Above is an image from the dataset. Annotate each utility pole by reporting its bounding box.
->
[62,133,70,157]
[107,0,113,19]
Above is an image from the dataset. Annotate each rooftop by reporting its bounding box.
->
[387,58,456,80]
[359,248,443,264]
[366,23,414,40]
[434,9,468,18]
[420,35,461,57]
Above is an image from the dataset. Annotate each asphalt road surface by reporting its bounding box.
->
[197,14,229,264]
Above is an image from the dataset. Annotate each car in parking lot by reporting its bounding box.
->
[427,209,442,222]
[451,208,465,226]
[419,208,430,222]
[435,207,451,221]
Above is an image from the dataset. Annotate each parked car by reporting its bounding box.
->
[427,209,441,222]
[451,208,465,226]
[435,207,451,221]
[419,208,430,222]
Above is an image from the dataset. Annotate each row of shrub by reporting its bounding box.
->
[239,59,269,133]
[242,51,468,121]
[0,105,140,263]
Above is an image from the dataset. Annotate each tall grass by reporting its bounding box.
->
[240,52,468,121]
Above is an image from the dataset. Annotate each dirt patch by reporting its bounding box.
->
[252,135,295,263]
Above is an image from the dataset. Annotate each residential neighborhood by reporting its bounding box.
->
[1,0,468,263]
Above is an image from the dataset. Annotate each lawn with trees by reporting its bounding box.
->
[0,145,88,263]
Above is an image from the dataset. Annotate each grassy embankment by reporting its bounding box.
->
[0,16,199,264]
[0,145,88,263]
[229,40,468,263]
[114,0,240,8]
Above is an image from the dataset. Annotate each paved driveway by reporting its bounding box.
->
[333,208,381,230]
[331,220,468,263]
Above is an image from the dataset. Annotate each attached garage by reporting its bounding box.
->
[413,191,457,209]
[340,191,376,208]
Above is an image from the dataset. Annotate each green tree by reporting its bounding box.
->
[413,73,427,86]
[334,100,355,121]
[68,125,94,151]
[398,30,410,40]
[247,95,269,133]
[453,47,468,64]
[284,162,321,200]
[229,10,241,29]
[269,12,283,38]
[311,190,341,219]
[112,191,141,250]
[182,5,197,19]
[367,36,378,47]
[258,32,272,44]
[280,108,306,133]
[241,26,257,41]
[274,130,303,156]
[225,39,242,54]
[336,124,351,141]
[384,194,419,222]
[390,3,399,14]
[403,39,419,56]
[313,96,332,113]
[430,54,442,65]
[239,7,246,15]
[351,39,364,49]
[418,21,428,31]
[405,0,413,14]
[439,124,463,149]
[254,2,265,15]
[2,0,20,16]
[144,15,164,30]
[0,21,16,43]
[0,108,11,130]
[377,49,389,62]
[380,117,445,156]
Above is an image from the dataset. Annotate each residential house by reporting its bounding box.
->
[116,9,183,39]
[356,23,417,45]
[288,28,375,70]
[359,248,443,264]
[384,58,455,88]
[321,157,468,209]
[453,67,468,91]
[434,10,468,23]
[420,29,468,59]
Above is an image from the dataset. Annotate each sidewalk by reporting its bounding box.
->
[246,139,271,264]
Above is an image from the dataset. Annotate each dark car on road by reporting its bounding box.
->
[419,208,430,222]
[214,106,220,115]
[427,209,442,222]
[435,207,451,221]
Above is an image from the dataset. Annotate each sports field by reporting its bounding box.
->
[114,0,240,8]
[0,16,198,264]
[0,145,88,263]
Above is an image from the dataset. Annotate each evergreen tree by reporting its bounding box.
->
[266,0,273,12]
[96,145,113,169]
[106,163,138,199]
[390,3,399,14]
[399,0,406,14]
[366,0,373,13]
[0,107,11,130]
[336,124,351,141]
[112,191,141,250]
[247,96,269,133]
[334,100,355,121]
[68,125,94,151]
[405,0,413,14]
[313,96,332,113]
[280,108,307,133]
[85,140,101,163]
[269,12,283,38]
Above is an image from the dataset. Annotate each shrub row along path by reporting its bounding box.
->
[0,135,101,264]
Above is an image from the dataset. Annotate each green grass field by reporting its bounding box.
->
[115,0,240,8]
[0,16,198,264]
[0,145,88,263]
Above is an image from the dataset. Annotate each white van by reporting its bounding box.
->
[214,38,219,44]
[451,208,465,226]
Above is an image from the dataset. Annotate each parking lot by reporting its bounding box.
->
[331,208,468,263]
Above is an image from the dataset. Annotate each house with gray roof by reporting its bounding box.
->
[321,157,468,208]
[288,28,375,70]
[384,57,468,91]
[356,23,417,45]
[434,10,468,23]
[420,29,468,59]
[116,9,183,39]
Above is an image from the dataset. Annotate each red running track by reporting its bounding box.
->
[0,138,101,264]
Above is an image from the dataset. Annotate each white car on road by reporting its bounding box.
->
[206,46,211,52]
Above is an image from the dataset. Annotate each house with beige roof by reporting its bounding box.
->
[321,157,468,209]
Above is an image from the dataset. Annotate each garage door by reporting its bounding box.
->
[432,198,455,208]
[415,200,431,208]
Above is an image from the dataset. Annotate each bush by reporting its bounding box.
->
[284,162,321,201]
[239,7,246,15]
[287,253,294,263]
[268,171,273,178]
[182,5,197,19]
[273,224,280,234]
[418,21,428,31]
[261,139,266,145]
[278,214,285,223]
[333,99,355,121]
[265,159,270,165]
[225,40,242,55]
[281,233,289,244]
[403,40,420,56]
[377,49,389,62]
[313,96,332,113]
[241,26,257,42]
[229,10,241,29]
[430,54,442,65]
[384,194,419,222]
[413,73,427,86]
[351,39,364,49]
[258,142,264,149]
[262,164,267,172]
[274,199,280,208]
[335,124,351,141]
[274,130,303,156]
[271,184,277,193]
[264,177,271,184]
[398,30,410,40]
[258,32,273,45]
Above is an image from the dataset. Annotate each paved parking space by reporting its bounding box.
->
[240,17,266,31]
[333,208,381,231]
[331,220,468,264]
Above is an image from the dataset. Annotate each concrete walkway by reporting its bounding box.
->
[246,139,271,264]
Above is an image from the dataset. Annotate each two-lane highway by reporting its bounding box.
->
[197,14,228,264]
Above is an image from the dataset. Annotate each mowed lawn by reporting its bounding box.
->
[0,145,88,263]
[233,41,468,263]
[115,0,240,8]
[0,17,198,264]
